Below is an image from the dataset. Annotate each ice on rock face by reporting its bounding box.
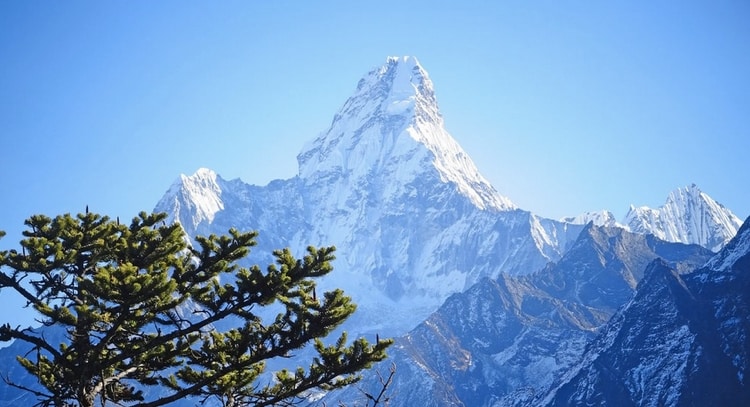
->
[705,216,750,273]
[383,56,420,115]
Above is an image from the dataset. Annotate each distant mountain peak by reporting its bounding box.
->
[623,184,742,251]
[666,183,706,206]
[367,56,433,107]
[155,168,225,233]
[297,56,515,211]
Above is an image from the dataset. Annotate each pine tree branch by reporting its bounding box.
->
[360,362,395,406]
[102,247,330,376]
[133,299,372,407]
[132,316,323,407]
[90,365,139,397]
[1,372,54,406]
[0,325,60,359]
[0,271,47,312]
[1,212,392,407]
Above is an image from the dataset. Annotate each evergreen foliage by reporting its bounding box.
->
[0,211,392,407]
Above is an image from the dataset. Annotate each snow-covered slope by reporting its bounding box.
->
[540,216,750,406]
[623,184,742,252]
[154,56,581,334]
[562,185,741,252]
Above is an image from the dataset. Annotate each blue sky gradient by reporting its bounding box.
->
[1,1,748,247]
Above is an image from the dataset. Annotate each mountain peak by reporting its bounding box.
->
[154,168,225,234]
[356,55,431,102]
[370,56,434,116]
[666,183,704,205]
[623,184,742,251]
[385,55,419,66]
[297,57,514,211]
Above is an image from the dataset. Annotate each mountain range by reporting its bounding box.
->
[539,217,750,406]
[155,56,587,334]
[154,57,741,336]
[563,184,742,252]
[154,56,745,406]
[323,223,716,406]
[0,56,745,406]
[155,56,746,406]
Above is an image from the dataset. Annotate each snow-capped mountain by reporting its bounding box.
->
[156,167,225,234]
[623,184,742,252]
[152,58,744,404]
[154,56,581,334]
[562,185,741,252]
[297,56,515,212]
[321,225,713,406]
[1,56,745,407]
[540,216,750,406]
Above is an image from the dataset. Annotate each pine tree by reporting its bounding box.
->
[0,211,392,407]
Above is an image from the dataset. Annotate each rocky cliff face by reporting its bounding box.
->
[540,217,750,406]
[321,225,714,406]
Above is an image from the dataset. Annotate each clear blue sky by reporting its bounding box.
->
[1,1,748,247]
